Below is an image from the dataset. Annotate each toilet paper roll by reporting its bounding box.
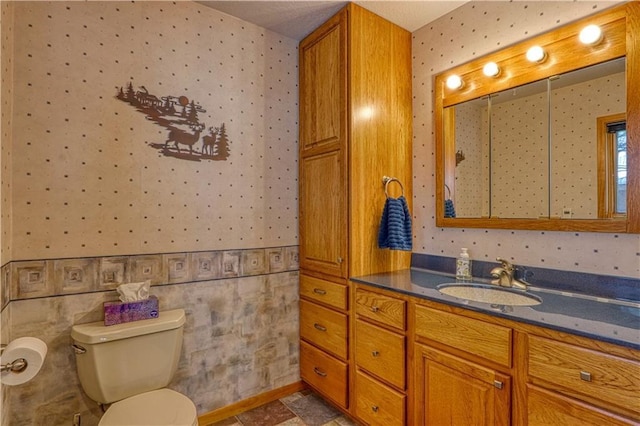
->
[1,337,47,386]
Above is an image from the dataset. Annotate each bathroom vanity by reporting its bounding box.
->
[351,269,640,425]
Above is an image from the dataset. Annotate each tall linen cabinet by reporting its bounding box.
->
[298,3,413,421]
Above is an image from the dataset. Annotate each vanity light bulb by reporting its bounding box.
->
[579,24,603,45]
[526,45,546,63]
[483,62,500,77]
[446,75,463,90]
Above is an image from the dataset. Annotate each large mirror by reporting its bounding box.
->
[447,58,626,221]
[435,3,638,232]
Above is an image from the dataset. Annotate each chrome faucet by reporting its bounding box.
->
[490,258,528,290]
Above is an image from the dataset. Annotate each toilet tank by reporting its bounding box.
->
[71,309,186,404]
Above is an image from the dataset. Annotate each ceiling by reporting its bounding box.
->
[196,1,467,41]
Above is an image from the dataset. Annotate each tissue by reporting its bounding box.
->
[104,281,159,326]
[117,280,150,302]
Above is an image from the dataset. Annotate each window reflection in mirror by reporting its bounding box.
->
[550,57,626,220]
[444,57,626,221]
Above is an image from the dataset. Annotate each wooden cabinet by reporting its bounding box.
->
[298,2,412,417]
[300,341,348,409]
[413,302,512,425]
[414,344,511,426]
[354,286,407,425]
[414,304,512,368]
[524,334,640,424]
[344,282,640,426]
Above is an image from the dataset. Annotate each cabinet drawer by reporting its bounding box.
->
[300,274,347,310]
[300,341,348,409]
[527,385,636,426]
[355,288,405,330]
[300,299,348,360]
[355,370,405,426]
[414,305,512,368]
[355,319,405,389]
[528,334,640,418]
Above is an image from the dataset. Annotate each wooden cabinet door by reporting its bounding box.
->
[299,149,347,278]
[414,344,511,426]
[299,9,346,155]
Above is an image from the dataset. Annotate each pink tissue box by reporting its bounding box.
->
[104,296,159,326]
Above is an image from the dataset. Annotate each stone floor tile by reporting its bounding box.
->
[236,400,297,426]
[275,417,308,425]
[285,393,340,426]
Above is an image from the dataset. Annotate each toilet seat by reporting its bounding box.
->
[99,388,197,426]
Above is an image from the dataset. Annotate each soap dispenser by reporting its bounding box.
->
[456,248,472,282]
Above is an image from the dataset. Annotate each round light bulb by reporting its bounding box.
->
[526,45,546,63]
[483,62,500,77]
[579,24,602,45]
[446,75,463,90]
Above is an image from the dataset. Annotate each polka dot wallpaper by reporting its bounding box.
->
[550,71,625,218]
[1,1,13,267]
[9,1,298,261]
[452,99,487,217]
[412,1,639,278]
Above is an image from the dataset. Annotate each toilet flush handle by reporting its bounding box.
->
[72,344,86,355]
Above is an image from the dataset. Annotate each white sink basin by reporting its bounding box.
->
[437,283,542,306]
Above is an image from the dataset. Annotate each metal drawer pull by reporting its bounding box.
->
[371,306,379,312]
[372,406,379,413]
[313,288,327,295]
[313,367,327,377]
[494,380,503,389]
[372,350,380,357]
[313,323,327,332]
[580,371,592,382]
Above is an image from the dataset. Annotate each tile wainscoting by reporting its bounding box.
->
[1,245,299,307]
[2,245,300,426]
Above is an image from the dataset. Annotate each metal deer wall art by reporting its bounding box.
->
[116,82,231,162]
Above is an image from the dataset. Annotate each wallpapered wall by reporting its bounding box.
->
[412,1,640,278]
[1,2,300,425]
[10,1,298,261]
[0,1,15,422]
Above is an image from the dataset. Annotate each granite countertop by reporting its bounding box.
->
[351,268,640,350]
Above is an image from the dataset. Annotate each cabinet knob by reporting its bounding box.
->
[371,306,379,313]
[494,380,503,390]
[580,371,592,382]
[313,367,327,377]
[313,288,327,295]
[371,406,379,413]
[372,350,380,357]
[337,257,344,263]
[313,323,327,332]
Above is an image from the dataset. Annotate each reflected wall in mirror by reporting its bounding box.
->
[447,59,626,221]
[435,3,639,233]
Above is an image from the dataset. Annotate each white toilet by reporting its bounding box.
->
[71,309,198,426]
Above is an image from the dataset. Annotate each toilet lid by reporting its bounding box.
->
[99,389,197,426]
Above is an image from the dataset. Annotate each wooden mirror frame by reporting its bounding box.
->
[435,3,639,233]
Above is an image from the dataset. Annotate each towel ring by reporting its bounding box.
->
[382,176,404,198]
[445,184,451,199]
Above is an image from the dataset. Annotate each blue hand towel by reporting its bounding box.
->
[444,199,456,218]
[378,195,412,251]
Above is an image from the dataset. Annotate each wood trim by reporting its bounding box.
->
[597,112,627,218]
[197,381,306,425]
[626,1,640,233]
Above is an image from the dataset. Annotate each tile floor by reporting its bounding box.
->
[206,390,356,426]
